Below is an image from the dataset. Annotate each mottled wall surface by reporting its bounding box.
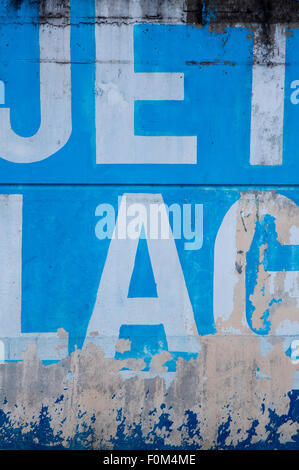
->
[0,0,298,450]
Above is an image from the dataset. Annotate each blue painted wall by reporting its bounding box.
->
[0,0,298,450]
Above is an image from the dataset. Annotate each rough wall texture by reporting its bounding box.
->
[0,0,298,450]
[186,0,299,25]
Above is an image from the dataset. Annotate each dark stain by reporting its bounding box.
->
[235,262,243,274]
[96,0,186,23]
[8,1,299,28]
[9,0,70,20]
[186,0,299,25]
[186,0,204,25]
[39,0,70,19]
[9,0,25,10]
[186,59,235,66]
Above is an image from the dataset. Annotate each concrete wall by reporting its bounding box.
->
[0,0,298,449]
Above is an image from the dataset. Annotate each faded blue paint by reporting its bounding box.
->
[128,227,158,298]
[0,0,298,452]
[20,186,234,346]
[246,214,299,335]
[0,186,286,365]
[115,324,169,369]
[0,392,298,449]
[115,324,197,372]
[0,1,297,183]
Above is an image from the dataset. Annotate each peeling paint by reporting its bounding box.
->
[0,0,298,451]
[0,337,297,449]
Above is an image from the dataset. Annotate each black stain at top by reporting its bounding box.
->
[186,0,299,25]
[10,0,24,10]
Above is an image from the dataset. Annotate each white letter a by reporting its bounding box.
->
[84,193,199,357]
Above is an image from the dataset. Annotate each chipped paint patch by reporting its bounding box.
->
[0,335,297,449]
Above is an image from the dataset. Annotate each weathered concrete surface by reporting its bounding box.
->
[186,0,299,25]
[0,188,297,449]
[0,0,298,450]
[0,336,297,449]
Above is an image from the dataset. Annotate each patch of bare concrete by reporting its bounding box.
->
[0,333,297,448]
